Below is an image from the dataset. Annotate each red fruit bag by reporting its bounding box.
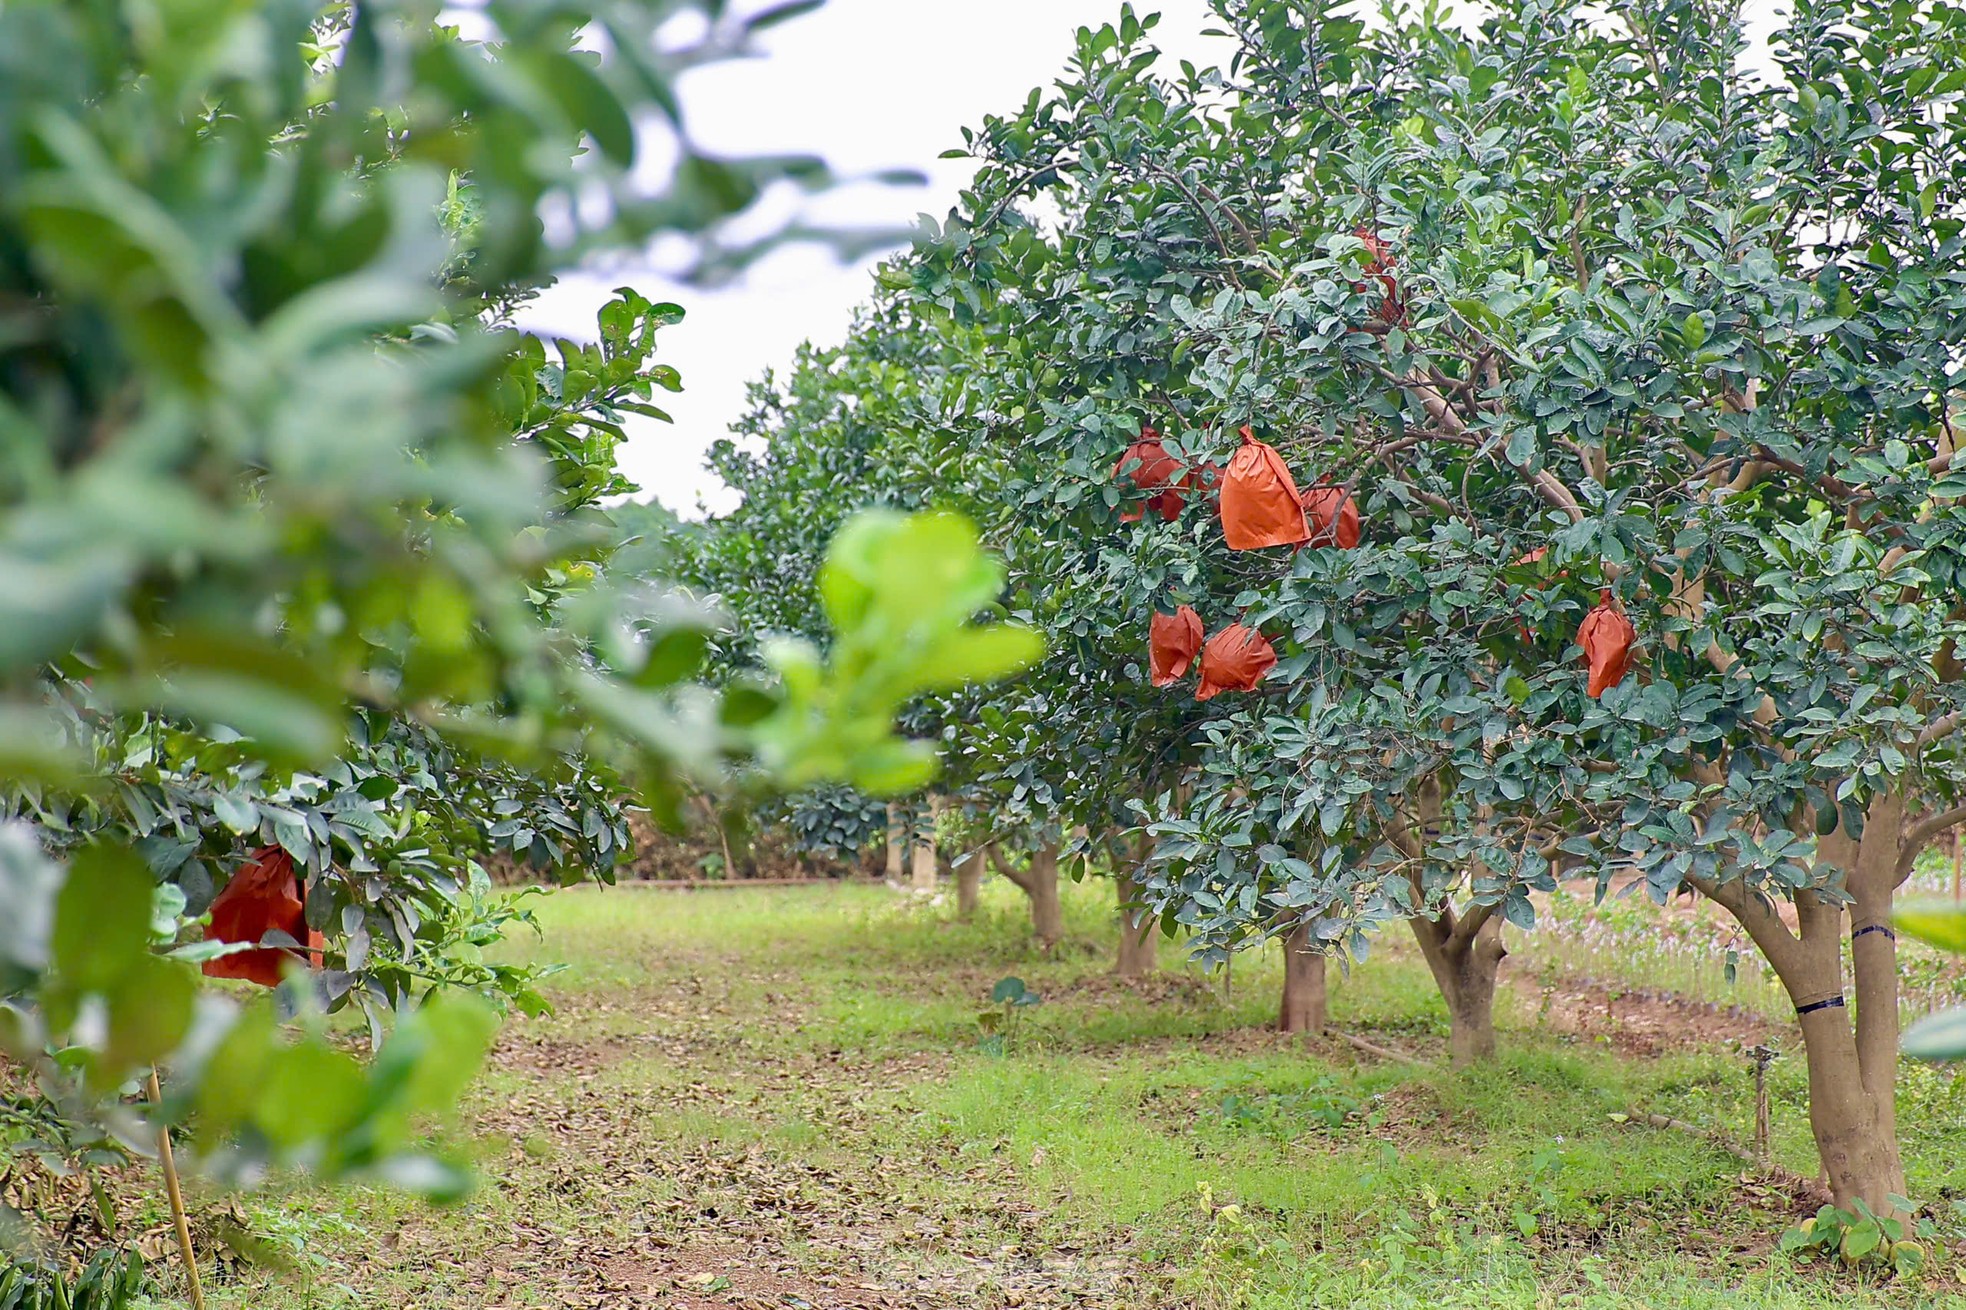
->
[1196,624,1277,700]
[1512,547,1550,643]
[1219,427,1309,550]
[1149,605,1204,686]
[203,845,322,987]
[1113,426,1187,523]
[1300,484,1361,549]
[1577,589,1635,698]
[1353,225,1406,326]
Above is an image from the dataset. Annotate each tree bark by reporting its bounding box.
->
[1409,906,1505,1068]
[955,851,982,919]
[990,843,1062,949]
[911,796,940,893]
[1698,791,1910,1213]
[884,802,905,882]
[1277,922,1327,1034]
[1113,871,1157,978]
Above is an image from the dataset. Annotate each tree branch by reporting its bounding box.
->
[1919,712,1962,749]
[1899,805,1966,877]
[1447,899,1495,951]
[986,843,1035,892]
[1686,871,1803,979]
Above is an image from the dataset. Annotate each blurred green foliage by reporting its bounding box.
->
[0,0,1031,1213]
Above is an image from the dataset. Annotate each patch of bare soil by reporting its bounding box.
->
[375,975,1156,1310]
[1524,974,1778,1058]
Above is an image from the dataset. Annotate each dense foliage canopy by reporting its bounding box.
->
[686,0,1966,1214]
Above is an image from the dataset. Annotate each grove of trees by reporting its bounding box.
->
[676,0,1966,1224]
[4,0,1966,1298]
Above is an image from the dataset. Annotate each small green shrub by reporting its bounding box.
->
[1779,1199,1933,1278]
[0,1248,148,1310]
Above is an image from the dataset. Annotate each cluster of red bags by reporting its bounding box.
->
[1219,426,1362,551]
[202,845,323,987]
[1116,422,1361,555]
[1149,604,1276,701]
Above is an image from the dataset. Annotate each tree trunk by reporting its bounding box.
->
[991,843,1063,949]
[1027,845,1062,948]
[1113,872,1157,978]
[1409,908,1504,1068]
[1797,795,1907,1210]
[1388,779,1502,1066]
[1701,791,1910,1214]
[911,796,940,892]
[1277,922,1327,1034]
[884,803,905,882]
[955,851,981,919]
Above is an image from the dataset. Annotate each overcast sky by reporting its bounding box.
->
[515,0,1786,517]
[515,1,1227,516]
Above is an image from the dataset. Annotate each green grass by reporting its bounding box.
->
[177,879,1966,1309]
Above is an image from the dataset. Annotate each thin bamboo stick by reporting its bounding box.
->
[146,1070,204,1310]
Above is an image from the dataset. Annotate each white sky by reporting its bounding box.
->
[515,1,1227,516]
[516,0,1787,518]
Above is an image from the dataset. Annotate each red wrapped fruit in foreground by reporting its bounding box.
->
[1220,427,1309,550]
[1149,605,1205,686]
[1577,589,1635,698]
[203,845,322,987]
[1196,624,1277,701]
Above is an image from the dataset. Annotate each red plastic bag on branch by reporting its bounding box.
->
[1300,484,1361,549]
[1196,623,1277,700]
[1512,547,1552,643]
[1149,605,1205,686]
[1577,589,1635,698]
[1219,427,1309,550]
[1353,225,1406,326]
[203,845,322,987]
[1112,426,1187,523]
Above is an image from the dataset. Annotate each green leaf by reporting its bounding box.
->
[255,1040,368,1150]
[746,0,825,31]
[1903,1007,1966,1061]
[914,624,1044,693]
[844,740,938,796]
[213,792,259,835]
[53,845,152,994]
[532,50,636,168]
[634,626,710,689]
[1896,903,1966,954]
[100,955,194,1081]
[397,993,499,1116]
[1840,1223,1881,1261]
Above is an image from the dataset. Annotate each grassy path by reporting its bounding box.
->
[190,881,1966,1309]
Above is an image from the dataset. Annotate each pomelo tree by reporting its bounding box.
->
[912,0,1966,1215]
